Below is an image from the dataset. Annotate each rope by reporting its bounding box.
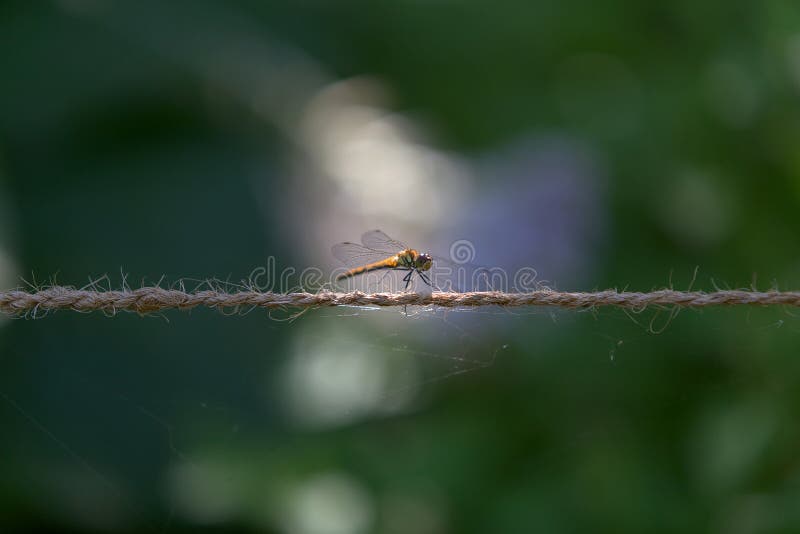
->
[2,287,799,316]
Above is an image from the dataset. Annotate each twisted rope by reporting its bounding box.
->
[1,287,799,316]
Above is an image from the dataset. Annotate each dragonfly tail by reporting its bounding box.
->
[336,259,396,281]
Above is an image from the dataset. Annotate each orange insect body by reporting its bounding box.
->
[336,249,426,281]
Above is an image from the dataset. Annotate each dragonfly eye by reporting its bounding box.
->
[416,253,433,271]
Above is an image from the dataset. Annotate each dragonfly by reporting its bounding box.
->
[332,230,435,291]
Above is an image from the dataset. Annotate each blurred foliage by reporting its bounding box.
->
[2,1,800,533]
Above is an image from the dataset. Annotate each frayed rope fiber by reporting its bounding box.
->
[2,287,800,316]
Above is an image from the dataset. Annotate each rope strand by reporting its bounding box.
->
[2,287,799,316]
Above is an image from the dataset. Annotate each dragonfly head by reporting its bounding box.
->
[415,253,433,272]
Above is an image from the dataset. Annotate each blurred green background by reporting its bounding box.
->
[2,1,800,532]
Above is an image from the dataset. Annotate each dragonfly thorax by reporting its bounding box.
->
[399,249,433,272]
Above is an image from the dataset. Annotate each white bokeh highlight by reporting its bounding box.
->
[278,471,374,534]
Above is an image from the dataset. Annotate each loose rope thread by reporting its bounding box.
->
[2,287,800,316]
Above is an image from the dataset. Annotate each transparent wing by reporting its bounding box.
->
[360,230,408,253]
[331,242,398,268]
[425,253,504,292]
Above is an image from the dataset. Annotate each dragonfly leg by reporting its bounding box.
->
[418,270,432,287]
[402,270,413,290]
[396,269,413,316]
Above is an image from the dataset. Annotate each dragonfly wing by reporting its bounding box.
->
[426,253,503,292]
[331,242,396,267]
[360,230,408,253]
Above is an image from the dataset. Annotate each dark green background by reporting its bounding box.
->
[2,1,800,532]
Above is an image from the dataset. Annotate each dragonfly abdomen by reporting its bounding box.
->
[336,256,399,281]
